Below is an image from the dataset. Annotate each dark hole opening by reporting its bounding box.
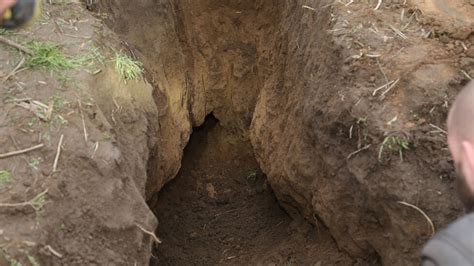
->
[148,113,296,265]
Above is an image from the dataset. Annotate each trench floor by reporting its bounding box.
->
[150,116,352,265]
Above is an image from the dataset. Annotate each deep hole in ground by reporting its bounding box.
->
[91,0,471,264]
[148,114,353,265]
[0,0,471,265]
[95,0,375,264]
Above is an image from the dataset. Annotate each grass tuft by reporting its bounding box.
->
[1,250,21,266]
[113,52,143,81]
[28,255,40,266]
[31,191,48,212]
[0,29,13,35]
[26,41,76,71]
[0,170,12,188]
[378,135,410,162]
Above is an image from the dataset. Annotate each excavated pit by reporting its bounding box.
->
[95,0,372,264]
[94,0,467,264]
[148,115,353,264]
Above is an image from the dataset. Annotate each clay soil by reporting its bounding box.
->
[148,115,355,265]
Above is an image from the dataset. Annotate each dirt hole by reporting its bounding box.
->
[147,115,351,265]
[94,0,377,264]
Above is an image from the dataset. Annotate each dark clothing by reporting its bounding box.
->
[422,213,474,266]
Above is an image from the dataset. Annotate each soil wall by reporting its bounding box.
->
[98,0,282,199]
[96,0,470,264]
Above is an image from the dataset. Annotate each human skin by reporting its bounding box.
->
[447,81,474,212]
[0,0,15,16]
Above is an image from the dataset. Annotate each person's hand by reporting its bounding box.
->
[0,0,16,16]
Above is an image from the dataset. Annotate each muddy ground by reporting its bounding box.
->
[0,0,473,265]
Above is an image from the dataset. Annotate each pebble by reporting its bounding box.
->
[439,35,450,44]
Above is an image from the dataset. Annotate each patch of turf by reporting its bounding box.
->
[0,170,12,188]
[113,52,143,81]
[26,41,76,70]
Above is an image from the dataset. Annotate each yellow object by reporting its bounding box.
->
[1,0,41,29]
[3,9,12,20]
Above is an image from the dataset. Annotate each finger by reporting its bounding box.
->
[0,0,16,15]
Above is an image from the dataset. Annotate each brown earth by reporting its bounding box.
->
[148,115,355,265]
[0,0,472,265]
[0,3,158,265]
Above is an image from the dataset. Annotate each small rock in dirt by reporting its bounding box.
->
[41,169,51,176]
[470,0,474,6]
[439,35,450,44]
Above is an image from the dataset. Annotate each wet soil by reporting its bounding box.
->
[149,115,354,265]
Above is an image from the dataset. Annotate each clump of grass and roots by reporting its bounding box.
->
[25,41,77,71]
[0,170,12,188]
[113,52,143,81]
[378,134,410,162]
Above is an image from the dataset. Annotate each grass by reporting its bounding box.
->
[1,250,40,266]
[113,52,143,81]
[27,158,42,170]
[25,41,76,71]
[27,255,40,266]
[0,171,12,188]
[1,250,21,266]
[378,135,410,162]
[0,29,13,35]
[102,132,112,141]
[88,44,105,66]
[56,73,73,86]
[22,95,68,130]
[246,170,258,182]
[30,191,48,212]
[0,189,48,216]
